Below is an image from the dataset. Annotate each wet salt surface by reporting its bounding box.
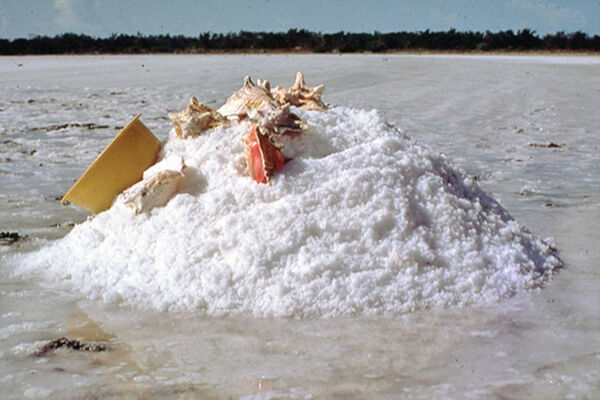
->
[1,54,599,399]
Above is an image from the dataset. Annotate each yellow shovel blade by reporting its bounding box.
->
[61,114,161,214]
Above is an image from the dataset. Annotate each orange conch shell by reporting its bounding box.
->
[271,71,328,111]
[168,97,226,138]
[244,124,286,184]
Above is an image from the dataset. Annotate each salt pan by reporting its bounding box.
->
[16,106,561,317]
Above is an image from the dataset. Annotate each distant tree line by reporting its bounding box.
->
[1,29,599,55]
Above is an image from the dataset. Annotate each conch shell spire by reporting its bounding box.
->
[217,76,274,119]
[271,71,328,111]
[256,78,270,92]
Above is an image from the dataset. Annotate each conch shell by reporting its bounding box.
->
[245,124,286,184]
[271,71,328,111]
[120,156,185,213]
[218,76,304,135]
[246,103,304,136]
[217,76,274,119]
[168,97,226,138]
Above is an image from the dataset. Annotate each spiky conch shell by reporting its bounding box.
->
[271,71,328,111]
[168,97,226,139]
[246,102,306,136]
[218,76,304,135]
[244,124,286,184]
[217,76,274,119]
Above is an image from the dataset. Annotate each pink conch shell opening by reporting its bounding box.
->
[244,124,286,184]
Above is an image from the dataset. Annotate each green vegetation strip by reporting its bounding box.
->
[2,29,598,55]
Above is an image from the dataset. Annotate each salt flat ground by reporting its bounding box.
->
[0,54,599,399]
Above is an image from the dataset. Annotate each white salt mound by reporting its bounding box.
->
[17,107,561,317]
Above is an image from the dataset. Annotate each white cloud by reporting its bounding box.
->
[53,0,103,35]
[54,0,77,29]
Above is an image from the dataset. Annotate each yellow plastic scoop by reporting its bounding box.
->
[61,114,161,214]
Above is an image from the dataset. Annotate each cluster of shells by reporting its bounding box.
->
[120,72,327,213]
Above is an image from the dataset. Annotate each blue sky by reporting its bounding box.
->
[1,0,598,39]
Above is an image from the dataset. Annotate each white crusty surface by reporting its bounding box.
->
[17,106,561,317]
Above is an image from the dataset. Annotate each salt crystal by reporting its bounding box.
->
[15,106,561,317]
